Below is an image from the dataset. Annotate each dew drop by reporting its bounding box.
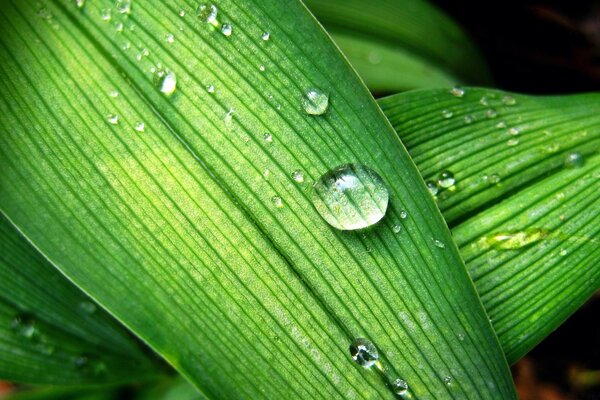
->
[292,170,304,183]
[224,109,235,128]
[486,173,501,184]
[10,314,37,339]
[220,23,233,36]
[507,138,519,146]
[399,210,408,219]
[302,88,329,115]
[179,9,186,17]
[485,109,498,118]
[207,84,215,93]
[564,151,584,168]
[166,33,175,43]
[559,248,568,256]
[349,338,378,369]
[75,0,85,8]
[441,109,453,118]
[259,65,265,72]
[392,224,401,234]
[100,8,112,21]
[116,0,131,14]
[263,133,273,143]
[311,164,388,231]
[134,122,145,132]
[108,89,119,97]
[433,239,445,249]
[450,87,464,97]
[154,68,177,96]
[438,171,455,188]
[479,96,489,106]
[261,31,270,41]
[508,127,520,135]
[457,332,465,341]
[115,22,124,32]
[196,3,218,25]
[106,114,119,125]
[463,115,473,124]
[496,121,507,129]
[425,181,439,196]
[392,378,409,395]
[78,301,97,314]
[272,196,283,208]
[486,228,547,250]
[263,169,270,179]
[502,95,517,106]
[443,376,453,386]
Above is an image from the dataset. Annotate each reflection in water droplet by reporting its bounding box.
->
[261,31,270,41]
[392,378,409,395]
[450,87,465,97]
[426,181,439,196]
[154,68,177,96]
[441,109,453,118]
[502,95,517,106]
[259,65,265,72]
[479,96,489,106]
[349,338,378,368]
[559,249,568,256]
[272,196,283,208]
[107,114,119,125]
[302,88,329,115]
[564,151,584,168]
[292,170,304,183]
[109,90,119,97]
[311,164,388,231]
[224,109,235,128]
[485,173,501,184]
[437,170,455,188]
[196,3,218,25]
[221,23,233,36]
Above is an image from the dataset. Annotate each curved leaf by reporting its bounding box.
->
[379,88,600,363]
[0,214,160,385]
[0,1,515,399]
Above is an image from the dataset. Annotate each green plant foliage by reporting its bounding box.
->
[380,87,600,363]
[0,1,514,399]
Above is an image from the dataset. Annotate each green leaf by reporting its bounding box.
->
[0,214,161,385]
[0,1,515,399]
[379,88,600,363]
[306,0,490,91]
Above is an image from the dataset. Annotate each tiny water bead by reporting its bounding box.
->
[508,127,520,135]
[166,33,175,43]
[441,109,453,118]
[272,196,283,208]
[485,108,498,118]
[399,210,408,219]
[311,164,389,231]
[463,115,473,124]
[392,378,409,395]
[207,84,215,93]
[485,173,501,184]
[263,133,273,143]
[134,122,145,132]
[349,338,379,368]
[116,0,131,14]
[75,0,85,8]
[443,376,453,386]
[106,114,119,125]
[433,239,445,249]
[425,181,439,196]
[392,224,401,234]
[502,95,517,106]
[197,3,218,25]
[291,170,304,183]
[302,88,329,115]
[261,31,270,41]
[437,170,455,188]
[564,151,584,168]
[221,23,233,36]
[154,68,177,96]
[506,138,519,147]
[259,65,265,72]
[450,87,465,98]
[78,301,97,314]
[11,314,37,339]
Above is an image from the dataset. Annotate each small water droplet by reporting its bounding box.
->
[75,0,85,8]
[433,239,445,249]
[564,151,584,168]
[559,248,568,256]
[261,31,270,41]
[441,109,453,118]
[463,115,473,124]
[122,41,131,50]
[426,181,439,196]
[443,376,453,386]
[450,87,464,97]
[107,114,119,125]
[259,65,265,72]
[11,314,37,339]
[272,196,283,208]
[263,133,273,143]
[486,173,501,184]
[224,109,234,128]
[78,301,97,314]
[496,121,507,129]
[438,171,455,188]
[136,48,149,61]
[507,138,519,146]
[116,0,131,14]
[166,33,174,43]
[457,332,465,341]
[302,88,329,115]
[179,9,186,17]
[154,68,177,96]
[100,8,112,21]
[108,89,119,97]
[508,127,520,135]
[399,210,408,219]
[479,96,489,106]
[134,122,145,132]
[392,378,409,395]
[349,338,378,368]
[502,95,517,106]
[207,84,215,93]
[292,170,304,183]
[196,3,218,25]
[485,109,498,118]
[115,22,124,32]
[486,228,547,250]
[220,23,233,36]
[367,50,383,64]
[311,164,388,231]
[392,224,401,234]
[263,169,270,179]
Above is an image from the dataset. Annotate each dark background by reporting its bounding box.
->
[432,1,600,398]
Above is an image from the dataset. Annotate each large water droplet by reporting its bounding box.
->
[220,23,233,36]
[349,338,379,368]
[196,3,218,25]
[392,378,409,395]
[311,164,388,231]
[564,151,584,168]
[302,88,329,115]
[154,68,177,96]
[437,170,455,188]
